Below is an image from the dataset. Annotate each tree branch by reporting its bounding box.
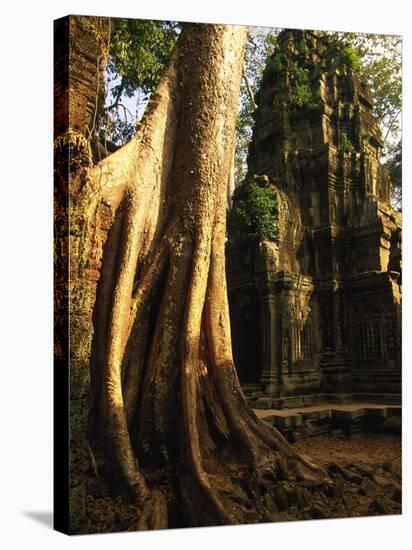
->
[106,80,124,111]
[383,108,401,144]
[242,66,257,110]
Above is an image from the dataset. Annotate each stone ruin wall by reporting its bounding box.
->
[227,30,402,408]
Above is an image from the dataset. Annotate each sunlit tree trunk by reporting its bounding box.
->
[57,19,329,530]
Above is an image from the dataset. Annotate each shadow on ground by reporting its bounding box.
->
[23,511,53,529]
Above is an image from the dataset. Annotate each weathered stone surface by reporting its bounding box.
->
[227,29,401,408]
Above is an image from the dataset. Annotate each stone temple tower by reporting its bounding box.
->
[227,30,401,408]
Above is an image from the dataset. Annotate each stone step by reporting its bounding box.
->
[255,403,401,440]
[250,391,401,410]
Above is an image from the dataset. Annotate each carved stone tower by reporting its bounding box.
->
[227,30,402,408]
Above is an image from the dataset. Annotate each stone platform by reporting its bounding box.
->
[242,383,401,409]
[254,402,401,441]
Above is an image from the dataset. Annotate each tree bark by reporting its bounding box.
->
[54,16,110,141]
[60,21,332,531]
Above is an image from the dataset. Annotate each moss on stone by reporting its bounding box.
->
[228,180,279,242]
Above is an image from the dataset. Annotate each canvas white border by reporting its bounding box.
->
[0,0,410,549]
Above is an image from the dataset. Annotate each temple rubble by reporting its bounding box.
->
[227,30,402,414]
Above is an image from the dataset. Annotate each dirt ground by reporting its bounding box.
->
[80,431,402,533]
[290,431,402,520]
[293,431,402,469]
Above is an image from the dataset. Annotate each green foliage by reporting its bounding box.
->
[290,83,314,108]
[266,52,283,73]
[289,64,320,109]
[291,64,309,84]
[363,50,401,139]
[341,132,354,152]
[289,83,321,109]
[100,18,179,146]
[324,43,361,71]
[298,38,309,54]
[108,18,179,97]
[342,47,361,71]
[229,182,279,242]
[384,139,402,210]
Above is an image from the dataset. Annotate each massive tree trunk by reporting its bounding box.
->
[58,19,332,531]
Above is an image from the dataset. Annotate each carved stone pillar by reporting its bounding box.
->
[319,283,352,394]
[258,293,279,393]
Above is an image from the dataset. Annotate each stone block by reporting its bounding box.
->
[347,408,365,420]
[303,395,314,406]
[292,414,303,427]
[318,409,332,421]
[254,397,273,409]
[365,408,388,418]
[302,411,319,421]
[273,416,293,429]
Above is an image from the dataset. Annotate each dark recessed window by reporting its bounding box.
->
[354,320,382,359]
[293,322,312,361]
